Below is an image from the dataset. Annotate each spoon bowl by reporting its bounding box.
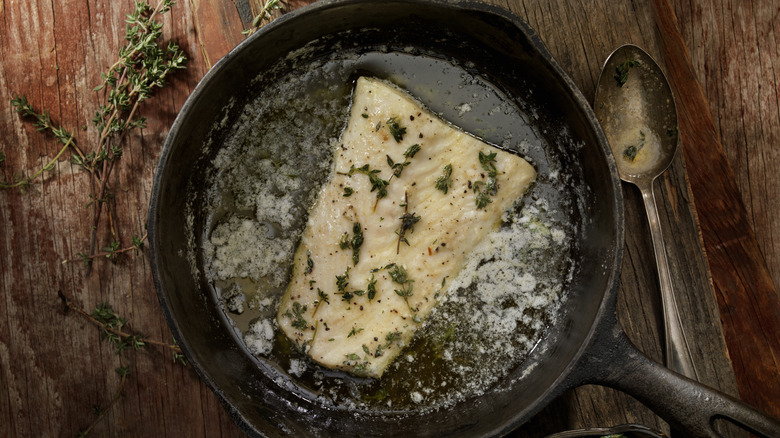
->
[594,44,697,380]
[595,45,679,183]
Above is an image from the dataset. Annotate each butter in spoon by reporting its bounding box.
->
[594,44,698,380]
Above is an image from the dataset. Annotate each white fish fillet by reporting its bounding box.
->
[277,77,536,378]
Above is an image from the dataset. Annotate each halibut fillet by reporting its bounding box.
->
[277,77,536,378]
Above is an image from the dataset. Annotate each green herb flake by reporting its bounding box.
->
[367,275,377,301]
[349,164,389,200]
[614,55,641,87]
[386,116,407,142]
[435,163,453,194]
[317,288,330,305]
[336,267,350,292]
[348,327,364,337]
[343,186,354,197]
[305,250,314,275]
[338,222,364,265]
[364,388,389,401]
[403,143,421,159]
[623,130,646,162]
[386,154,411,178]
[351,222,364,265]
[397,211,421,250]
[473,151,499,209]
[285,302,308,330]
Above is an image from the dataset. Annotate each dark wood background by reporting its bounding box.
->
[1,0,778,436]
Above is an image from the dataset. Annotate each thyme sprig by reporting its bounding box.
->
[385,117,407,142]
[389,264,417,318]
[286,301,308,330]
[338,222,364,265]
[59,292,185,360]
[243,0,284,36]
[396,192,421,254]
[65,233,147,265]
[341,164,390,201]
[58,291,186,437]
[3,0,186,273]
[386,143,421,180]
[2,97,82,189]
[85,0,186,270]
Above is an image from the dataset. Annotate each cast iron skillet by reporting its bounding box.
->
[148,1,780,436]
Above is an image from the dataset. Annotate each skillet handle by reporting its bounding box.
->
[575,325,780,438]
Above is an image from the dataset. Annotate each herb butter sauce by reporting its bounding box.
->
[188,48,580,413]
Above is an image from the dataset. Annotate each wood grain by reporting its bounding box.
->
[653,0,780,419]
[0,0,775,436]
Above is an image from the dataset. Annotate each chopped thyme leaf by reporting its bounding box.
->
[366,275,376,301]
[339,222,364,265]
[615,55,641,87]
[339,233,351,250]
[396,192,421,253]
[367,275,377,301]
[403,143,421,159]
[343,186,354,197]
[286,302,308,330]
[305,250,314,275]
[386,116,406,142]
[336,267,350,292]
[397,212,421,248]
[386,144,421,180]
[623,130,646,161]
[351,222,364,265]
[385,331,402,342]
[348,326,364,337]
[478,150,498,174]
[349,164,389,200]
[435,163,453,194]
[473,181,493,209]
[389,265,415,314]
[386,154,411,178]
[473,151,499,209]
[365,388,389,401]
[361,113,369,118]
[389,264,411,285]
[317,288,329,305]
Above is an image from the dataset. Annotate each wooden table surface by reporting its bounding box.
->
[1,0,778,436]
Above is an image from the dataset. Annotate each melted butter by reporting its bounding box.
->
[612,125,662,176]
[191,48,579,413]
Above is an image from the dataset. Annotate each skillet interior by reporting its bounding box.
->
[148,1,622,436]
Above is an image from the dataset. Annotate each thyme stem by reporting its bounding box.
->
[58,290,180,352]
[0,135,74,188]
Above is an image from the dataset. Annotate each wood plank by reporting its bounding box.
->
[652,0,780,419]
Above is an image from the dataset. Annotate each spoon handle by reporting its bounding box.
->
[639,179,699,380]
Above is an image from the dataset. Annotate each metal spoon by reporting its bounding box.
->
[594,44,698,380]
